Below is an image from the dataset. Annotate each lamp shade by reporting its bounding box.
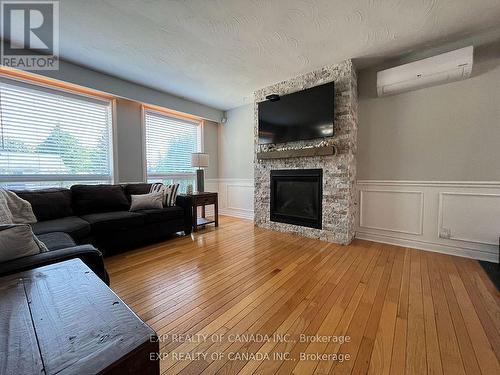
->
[191,153,209,168]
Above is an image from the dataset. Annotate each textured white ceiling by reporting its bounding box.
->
[56,0,500,110]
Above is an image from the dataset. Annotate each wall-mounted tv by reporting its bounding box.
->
[258,82,334,145]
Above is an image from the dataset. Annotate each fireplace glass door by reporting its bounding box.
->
[270,169,322,229]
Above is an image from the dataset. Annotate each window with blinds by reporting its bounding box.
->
[144,109,201,192]
[0,79,113,189]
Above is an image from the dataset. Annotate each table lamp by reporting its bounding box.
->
[191,153,209,192]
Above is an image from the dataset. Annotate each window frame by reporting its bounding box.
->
[142,106,203,185]
[0,74,117,187]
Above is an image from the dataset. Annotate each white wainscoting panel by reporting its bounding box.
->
[206,178,254,220]
[360,190,423,235]
[439,192,500,246]
[356,181,500,262]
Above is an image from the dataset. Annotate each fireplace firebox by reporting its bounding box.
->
[270,169,322,229]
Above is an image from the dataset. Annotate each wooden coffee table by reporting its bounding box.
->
[0,259,159,374]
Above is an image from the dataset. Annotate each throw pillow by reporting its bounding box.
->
[0,224,47,262]
[150,183,179,207]
[129,192,164,211]
[0,189,37,224]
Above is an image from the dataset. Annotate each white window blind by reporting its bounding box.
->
[0,79,113,189]
[144,110,201,191]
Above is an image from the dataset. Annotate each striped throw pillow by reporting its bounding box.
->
[150,183,179,207]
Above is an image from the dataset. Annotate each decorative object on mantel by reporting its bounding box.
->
[257,145,336,160]
[191,153,209,193]
[186,184,193,194]
[257,137,335,153]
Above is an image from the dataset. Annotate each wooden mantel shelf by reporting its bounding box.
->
[257,145,336,160]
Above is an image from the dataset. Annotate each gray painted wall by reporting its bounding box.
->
[114,98,144,183]
[38,59,224,122]
[203,120,219,179]
[357,41,500,181]
[218,104,254,180]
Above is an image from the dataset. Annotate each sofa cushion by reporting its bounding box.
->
[0,224,45,262]
[13,188,73,221]
[138,206,184,224]
[123,183,152,201]
[32,216,91,240]
[81,211,145,233]
[71,185,130,215]
[36,232,76,251]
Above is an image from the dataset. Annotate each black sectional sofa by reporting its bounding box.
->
[0,183,192,283]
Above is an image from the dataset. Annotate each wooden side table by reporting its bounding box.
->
[188,192,218,232]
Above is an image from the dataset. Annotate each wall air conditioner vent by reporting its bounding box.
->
[377,46,473,96]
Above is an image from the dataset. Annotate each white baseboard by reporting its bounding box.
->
[356,231,498,263]
[219,208,254,220]
[357,180,500,263]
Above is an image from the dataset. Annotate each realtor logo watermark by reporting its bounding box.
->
[1,0,59,70]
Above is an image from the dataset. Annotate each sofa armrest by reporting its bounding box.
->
[176,195,193,234]
[0,245,109,284]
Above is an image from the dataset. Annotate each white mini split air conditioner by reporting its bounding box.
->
[377,46,474,96]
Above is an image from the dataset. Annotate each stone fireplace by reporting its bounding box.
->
[253,60,358,245]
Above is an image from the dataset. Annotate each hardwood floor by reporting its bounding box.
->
[105,216,500,375]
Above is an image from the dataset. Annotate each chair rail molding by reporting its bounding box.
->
[356,180,500,262]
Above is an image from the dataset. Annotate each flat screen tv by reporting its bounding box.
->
[258,82,334,145]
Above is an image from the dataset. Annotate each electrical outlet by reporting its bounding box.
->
[440,228,451,239]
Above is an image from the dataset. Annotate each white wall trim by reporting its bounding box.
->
[357,180,500,188]
[215,178,255,183]
[356,231,498,263]
[219,208,254,220]
[111,99,120,183]
[206,178,254,220]
[140,105,147,183]
[356,180,500,263]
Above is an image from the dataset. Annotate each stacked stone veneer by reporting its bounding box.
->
[253,60,358,244]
